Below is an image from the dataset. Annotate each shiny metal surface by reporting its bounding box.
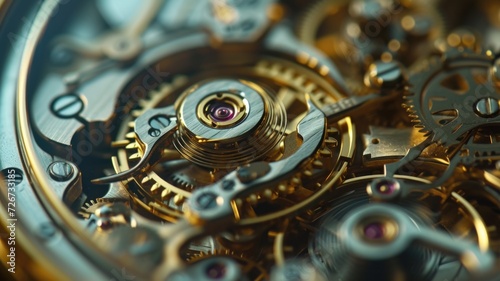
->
[0,0,499,280]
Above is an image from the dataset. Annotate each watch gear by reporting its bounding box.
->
[297,0,444,93]
[0,0,499,281]
[110,56,354,223]
[404,48,500,147]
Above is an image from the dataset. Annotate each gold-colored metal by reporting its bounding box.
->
[5,0,500,280]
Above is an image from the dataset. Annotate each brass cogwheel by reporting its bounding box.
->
[297,0,444,94]
[111,55,355,224]
[187,249,269,280]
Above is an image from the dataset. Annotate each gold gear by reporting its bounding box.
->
[113,56,354,223]
[187,249,269,281]
[79,198,129,219]
[111,57,354,224]
[297,0,445,94]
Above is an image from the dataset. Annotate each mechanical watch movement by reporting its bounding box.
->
[0,0,499,280]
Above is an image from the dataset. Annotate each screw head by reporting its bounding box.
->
[50,93,84,119]
[48,161,74,181]
[221,180,235,191]
[236,162,271,183]
[148,128,161,137]
[196,192,218,210]
[149,115,171,130]
[474,97,499,118]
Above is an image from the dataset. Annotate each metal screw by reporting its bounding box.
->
[148,128,161,137]
[221,180,235,191]
[237,162,271,183]
[48,161,74,181]
[474,97,499,118]
[149,115,170,129]
[237,168,251,182]
[50,93,84,119]
[196,192,218,210]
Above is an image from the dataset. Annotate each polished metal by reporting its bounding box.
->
[0,0,499,280]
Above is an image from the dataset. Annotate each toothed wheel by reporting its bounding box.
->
[79,198,128,218]
[296,0,444,92]
[111,49,355,223]
[404,48,500,148]
[187,249,269,280]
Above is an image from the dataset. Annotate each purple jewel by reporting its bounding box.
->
[363,222,385,240]
[205,262,226,279]
[375,179,397,194]
[209,102,235,122]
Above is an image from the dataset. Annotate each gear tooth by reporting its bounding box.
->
[291,176,301,186]
[277,184,287,194]
[128,153,141,160]
[303,169,313,177]
[131,110,142,118]
[327,127,339,134]
[312,160,323,168]
[128,121,135,128]
[324,137,338,145]
[173,194,184,205]
[247,194,258,204]
[161,189,172,200]
[413,123,424,128]
[138,99,149,108]
[141,176,151,184]
[125,132,136,139]
[125,142,139,149]
[319,148,332,157]
[262,189,273,199]
[150,183,161,193]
